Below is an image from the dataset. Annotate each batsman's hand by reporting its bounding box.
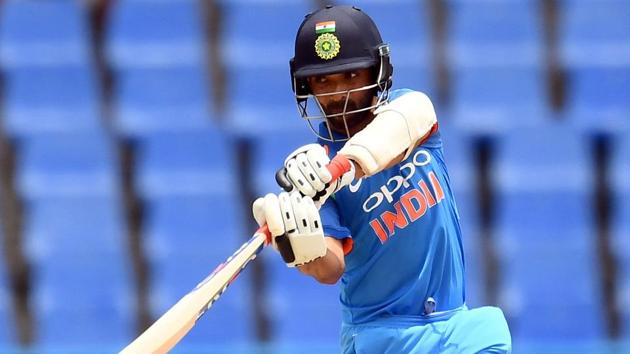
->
[253,192,326,267]
[276,144,355,207]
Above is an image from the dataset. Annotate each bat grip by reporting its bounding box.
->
[327,154,353,181]
[258,154,353,246]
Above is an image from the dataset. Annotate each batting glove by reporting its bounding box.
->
[276,144,355,207]
[252,192,326,267]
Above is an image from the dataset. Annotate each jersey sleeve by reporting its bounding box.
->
[320,196,351,239]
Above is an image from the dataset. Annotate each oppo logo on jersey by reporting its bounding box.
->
[368,171,445,243]
[345,148,447,244]
[348,149,433,213]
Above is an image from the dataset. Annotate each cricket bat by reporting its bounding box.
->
[119,155,352,354]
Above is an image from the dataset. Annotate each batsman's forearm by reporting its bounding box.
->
[297,237,345,284]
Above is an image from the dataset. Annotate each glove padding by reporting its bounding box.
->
[252,192,326,267]
[277,144,355,207]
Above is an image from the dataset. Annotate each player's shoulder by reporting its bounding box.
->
[388,88,441,149]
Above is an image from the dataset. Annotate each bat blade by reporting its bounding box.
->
[119,231,267,354]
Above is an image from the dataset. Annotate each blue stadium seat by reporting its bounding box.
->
[134,129,236,199]
[23,197,127,260]
[493,123,594,238]
[358,0,433,93]
[3,66,103,139]
[31,256,135,346]
[0,0,91,67]
[23,195,133,346]
[440,127,485,307]
[106,0,206,69]
[148,255,254,344]
[559,0,630,68]
[492,123,604,340]
[225,65,302,136]
[143,195,243,259]
[559,1,630,132]
[16,133,120,200]
[611,134,630,337]
[113,66,214,138]
[221,0,312,67]
[251,128,314,195]
[564,67,630,133]
[262,251,341,344]
[447,0,543,68]
[447,0,547,135]
[450,67,548,135]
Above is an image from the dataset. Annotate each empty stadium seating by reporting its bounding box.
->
[447,0,543,67]
[559,0,630,67]
[447,0,547,135]
[559,0,630,132]
[3,66,103,138]
[113,66,214,138]
[564,66,630,133]
[449,66,548,134]
[492,123,604,340]
[134,129,235,199]
[106,0,207,69]
[15,133,119,200]
[0,0,91,68]
[142,195,243,259]
[30,256,134,345]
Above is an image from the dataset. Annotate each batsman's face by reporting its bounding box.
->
[307,68,376,136]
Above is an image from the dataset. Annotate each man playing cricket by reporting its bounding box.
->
[253,5,512,353]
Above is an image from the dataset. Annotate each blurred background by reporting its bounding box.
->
[0,0,627,353]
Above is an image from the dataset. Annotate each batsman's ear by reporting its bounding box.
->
[275,167,294,192]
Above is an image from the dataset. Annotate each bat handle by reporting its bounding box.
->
[258,225,272,244]
[258,154,353,246]
[327,154,353,181]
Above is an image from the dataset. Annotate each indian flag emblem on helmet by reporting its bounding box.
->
[315,33,341,60]
[315,21,336,34]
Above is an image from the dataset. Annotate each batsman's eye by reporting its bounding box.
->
[315,76,327,84]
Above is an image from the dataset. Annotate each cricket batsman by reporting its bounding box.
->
[252,5,512,353]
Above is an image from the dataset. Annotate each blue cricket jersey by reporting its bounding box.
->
[318,89,466,326]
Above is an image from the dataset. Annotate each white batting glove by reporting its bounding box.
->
[252,191,326,267]
[276,144,355,207]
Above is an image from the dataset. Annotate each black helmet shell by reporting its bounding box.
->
[290,5,392,91]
